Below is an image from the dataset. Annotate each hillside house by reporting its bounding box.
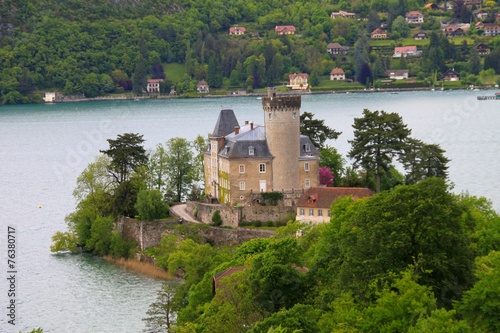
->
[275,25,296,35]
[330,67,345,80]
[473,9,488,20]
[476,21,485,29]
[147,79,163,93]
[327,42,349,55]
[476,43,491,55]
[444,26,465,37]
[197,80,209,93]
[443,69,460,81]
[203,90,319,206]
[406,11,424,23]
[393,46,420,57]
[288,73,309,90]
[330,10,356,19]
[229,26,246,35]
[483,24,500,36]
[385,69,409,80]
[414,31,428,39]
[296,187,373,224]
[43,92,62,103]
[371,28,388,39]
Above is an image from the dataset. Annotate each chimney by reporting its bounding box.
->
[250,122,254,130]
[245,120,249,125]
[234,126,240,135]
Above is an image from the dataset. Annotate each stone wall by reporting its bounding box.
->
[116,217,179,251]
[186,202,296,226]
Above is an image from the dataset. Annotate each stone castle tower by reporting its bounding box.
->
[262,88,301,191]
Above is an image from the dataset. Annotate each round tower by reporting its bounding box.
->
[262,88,301,191]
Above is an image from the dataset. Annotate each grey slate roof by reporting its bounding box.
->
[212,109,239,137]
[300,135,320,159]
[220,125,272,158]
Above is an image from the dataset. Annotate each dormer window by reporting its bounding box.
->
[249,146,254,156]
[224,146,230,154]
[304,144,311,153]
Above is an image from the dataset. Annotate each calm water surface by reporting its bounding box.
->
[0,90,499,332]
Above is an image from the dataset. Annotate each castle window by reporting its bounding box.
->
[304,162,310,171]
[269,113,272,119]
[292,111,297,119]
[304,144,311,152]
[239,164,245,173]
[318,209,323,217]
[259,163,266,173]
[305,179,310,188]
[328,209,331,217]
[309,209,314,216]
[249,146,254,155]
[300,208,305,216]
[239,181,246,190]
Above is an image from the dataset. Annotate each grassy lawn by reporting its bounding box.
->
[164,63,186,83]
[315,77,365,90]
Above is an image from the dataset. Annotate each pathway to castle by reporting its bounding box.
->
[170,203,199,223]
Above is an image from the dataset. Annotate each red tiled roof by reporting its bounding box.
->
[394,46,417,53]
[406,11,423,16]
[275,25,296,33]
[229,26,246,33]
[330,67,345,75]
[371,28,387,35]
[289,73,309,79]
[297,187,374,209]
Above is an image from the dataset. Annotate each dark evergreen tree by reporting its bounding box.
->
[207,55,223,88]
[300,111,341,149]
[132,55,148,94]
[151,62,166,79]
[401,138,450,185]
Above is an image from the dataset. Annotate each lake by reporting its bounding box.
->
[0,90,498,332]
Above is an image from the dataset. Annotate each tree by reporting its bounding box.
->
[207,55,223,88]
[132,54,148,94]
[165,137,195,203]
[319,146,345,187]
[348,109,411,193]
[147,143,169,192]
[152,62,166,80]
[401,139,450,185]
[300,112,341,149]
[135,189,169,221]
[143,283,177,333]
[319,166,334,187]
[468,47,481,75]
[100,133,148,184]
[354,34,370,84]
[314,178,475,307]
[458,251,500,332]
[391,16,410,38]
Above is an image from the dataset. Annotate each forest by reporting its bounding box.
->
[1,0,500,104]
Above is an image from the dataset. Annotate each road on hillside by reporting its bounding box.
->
[170,203,199,223]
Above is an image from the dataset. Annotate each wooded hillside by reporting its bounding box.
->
[1,0,499,104]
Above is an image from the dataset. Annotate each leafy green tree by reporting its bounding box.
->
[147,143,168,192]
[458,251,500,332]
[143,283,177,333]
[300,112,341,149]
[85,215,114,255]
[248,304,322,333]
[100,133,148,184]
[135,188,169,221]
[165,137,195,202]
[50,231,79,253]
[391,16,410,38]
[313,178,475,307]
[348,109,411,193]
[408,308,471,333]
[319,146,345,187]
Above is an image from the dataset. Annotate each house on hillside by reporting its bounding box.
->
[444,25,466,37]
[476,21,485,29]
[203,89,319,206]
[43,92,62,103]
[296,187,373,224]
[371,28,388,39]
[288,73,309,90]
[197,80,209,93]
[473,9,488,20]
[330,67,345,80]
[443,69,460,81]
[330,10,356,19]
[327,42,349,55]
[385,69,409,80]
[476,43,491,55]
[275,25,296,35]
[147,79,163,93]
[406,11,424,23]
[393,46,420,57]
[483,23,500,36]
[414,31,428,39]
[229,26,246,35]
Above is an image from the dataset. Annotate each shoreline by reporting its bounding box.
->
[42,85,499,105]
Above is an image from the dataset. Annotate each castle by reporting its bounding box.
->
[204,89,319,206]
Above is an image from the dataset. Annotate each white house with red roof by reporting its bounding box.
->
[147,79,163,93]
[406,11,424,23]
[330,68,345,80]
[371,28,388,39]
[288,73,309,89]
[393,46,420,57]
[229,26,246,35]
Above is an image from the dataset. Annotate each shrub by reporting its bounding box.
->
[253,220,262,227]
[212,210,222,226]
[265,220,274,227]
